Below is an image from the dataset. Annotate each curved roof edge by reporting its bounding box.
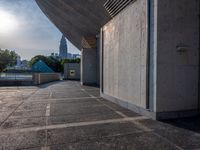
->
[36,0,111,50]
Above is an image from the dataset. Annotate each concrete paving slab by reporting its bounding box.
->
[28,95,50,101]
[50,104,115,116]
[18,103,47,111]
[49,98,100,105]
[84,90,100,97]
[0,130,45,149]
[50,100,102,110]
[0,81,199,150]
[51,92,90,99]
[47,122,143,145]
[0,112,12,125]
[21,147,41,150]
[98,98,141,117]
[49,132,179,150]
[48,113,122,125]
[1,117,46,129]
[81,86,99,91]
[138,119,200,149]
[24,98,98,105]
[0,102,20,112]
[10,110,46,119]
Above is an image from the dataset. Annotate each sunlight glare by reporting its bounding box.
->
[0,9,19,34]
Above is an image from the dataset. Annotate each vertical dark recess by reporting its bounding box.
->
[100,28,104,93]
[147,0,155,111]
[146,0,151,109]
[96,35,100,87]
[198,1,200,112]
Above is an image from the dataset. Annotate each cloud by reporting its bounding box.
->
[0,0,80,60]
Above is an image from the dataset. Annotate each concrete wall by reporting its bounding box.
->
[102,0,148,108]
[33,73,60,85]
[156,0,200,112]
[81,48,99,86]
[64,63,80,80]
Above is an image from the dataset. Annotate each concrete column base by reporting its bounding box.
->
[81,48,99,86]
[101,92,200,120]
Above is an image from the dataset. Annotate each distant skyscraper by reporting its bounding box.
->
[59,35,68,59]
[16,55,21,67]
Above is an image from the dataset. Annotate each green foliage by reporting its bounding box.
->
[0,49,17,72]
[29,55,62,72]
[29,56,81,73]
[61,58,81,65]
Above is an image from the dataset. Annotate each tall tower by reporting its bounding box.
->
[16,55,21,67]
[59,35,68,59]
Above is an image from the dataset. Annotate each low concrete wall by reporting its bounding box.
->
[64,63,80,80]
[33,73,60,85]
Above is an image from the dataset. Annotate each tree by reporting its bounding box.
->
[61,58,81,64]
[29,55,62,72]
[0,49,17,72]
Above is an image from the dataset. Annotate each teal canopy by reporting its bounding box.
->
[32,60,54,73]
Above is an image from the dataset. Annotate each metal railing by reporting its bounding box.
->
[0,73,33,81]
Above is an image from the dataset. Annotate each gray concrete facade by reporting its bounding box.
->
[81,48,99,86]
[36,0,200,119]
[101,0,200,119]
[155,0,200,112]
[64,63,80,80]
[102,0,148,109]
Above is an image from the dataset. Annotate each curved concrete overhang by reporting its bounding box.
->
[36,0,112,50]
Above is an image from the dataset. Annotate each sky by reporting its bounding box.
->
[0,0,80,60]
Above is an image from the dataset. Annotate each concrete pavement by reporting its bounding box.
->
[0,81,200,149]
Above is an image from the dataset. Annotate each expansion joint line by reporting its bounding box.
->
[80,87,151,132]
[0,88,39,127]
[95,98,151,132]
[0,117,148,135]
[80,88,96,98]
[48,87,53,99]
[42,103,51,150]
[42,86,52,150]
[0,101,24,127]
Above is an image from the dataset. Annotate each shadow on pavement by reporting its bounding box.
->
[163,114,200,133]
[38,80,64,88]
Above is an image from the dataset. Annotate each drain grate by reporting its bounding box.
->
[104,0,135,17]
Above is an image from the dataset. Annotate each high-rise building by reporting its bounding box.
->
[59,35,68,59]
[16,55,21,67]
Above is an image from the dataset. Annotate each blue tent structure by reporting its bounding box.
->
[32,60,54,73]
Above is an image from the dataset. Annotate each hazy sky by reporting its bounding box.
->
[0,0,80,60]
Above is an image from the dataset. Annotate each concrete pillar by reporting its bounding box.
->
[81,48,99,86]
[155,0,199,115]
